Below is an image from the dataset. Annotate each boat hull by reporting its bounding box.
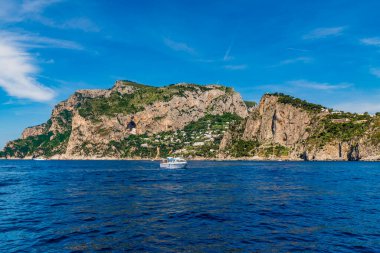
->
[160,163,187,169]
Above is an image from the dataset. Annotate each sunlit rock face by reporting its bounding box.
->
[1,81,248,159]
[1,82,379,160]
[220,94,380,161]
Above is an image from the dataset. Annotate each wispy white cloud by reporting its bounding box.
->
[271,57,313,67]
[224,64,247,70]
[360,37,380,47]
[21,0,61,14]
[59,17,100,32]
[223,42,234,61]
[288,80,352,90]
[0,0,61,23]
[164,38,196,55]
[370,68,380,78]
[34,15,100,32]
[303,26,345,40]
[0,38,55,101]
[0,31,83,50]
[280,57,313,65]
[0,0,99,33]
[39,58,55,64]
[0,30,83,101]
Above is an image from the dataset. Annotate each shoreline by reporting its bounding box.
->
[0,157,379,162]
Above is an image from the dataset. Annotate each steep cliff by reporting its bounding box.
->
[1,83,379,161]
[1,81,248,159]
[220,93,380,161]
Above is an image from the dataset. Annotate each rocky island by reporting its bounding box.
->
[1,80,379,161]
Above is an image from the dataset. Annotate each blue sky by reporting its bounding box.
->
[1,0,380,147]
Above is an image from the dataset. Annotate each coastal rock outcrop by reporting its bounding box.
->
[219,93,380,161]
[1,81,248,159]
[1,82,379,161]
[242,95,312,146]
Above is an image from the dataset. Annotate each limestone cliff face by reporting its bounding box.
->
[22,124,48,139]
[63,83,247,158]
[220,94,380,161]
[242,95,313,146]
[132,85,247,134]
[1,84,379,161]
[1,81,248,159]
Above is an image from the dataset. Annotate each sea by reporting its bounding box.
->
[0,160,379,252]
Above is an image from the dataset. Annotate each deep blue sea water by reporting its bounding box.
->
[0,160,380,252]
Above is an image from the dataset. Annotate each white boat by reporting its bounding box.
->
[33,157,46,161]
[160,157,187,169]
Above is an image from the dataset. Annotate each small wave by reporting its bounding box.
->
[104,230,117,235]
[81,217,97,222]
[0,178,21,187]
[194,213,228,222]
[43,235,69,244]
[167,211,228,222]
[0,166,17,169]
[50,202,69,207]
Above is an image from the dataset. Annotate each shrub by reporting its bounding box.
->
[244,101,257,107]
[229,139,260,157]
[271,93,324,112]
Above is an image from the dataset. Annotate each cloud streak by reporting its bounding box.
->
[164,38,196,55]
[0,31,83,50]
[21,0,61,14]
[60,17,100,32]
[303,26,345,40]
[288,80,352,90]
[0,38,55,101]
[0,0,61,23]
[270,57,313,67]
[224,64,247,70]
[280,57,313,65]
[0,1,99,33]
[33,15,100,32]
[0,30,82,102]
[223,41,234,61]
[360,37,380,47]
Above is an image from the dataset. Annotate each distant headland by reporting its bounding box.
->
[1,80,379,161]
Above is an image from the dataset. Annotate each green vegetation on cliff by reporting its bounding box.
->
[225,139,289,158]
[271,93,325,112]
[78,83,215,119]
[0,110,73,158]
[307,113,372,147]
[244,101,257,108]
[3,131,71,158]
[370,116,380,145]
[259,144,290,157]
[107,113,242,158]
[228,139,260,157]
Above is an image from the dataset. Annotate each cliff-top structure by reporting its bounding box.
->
[1,80,379,161]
